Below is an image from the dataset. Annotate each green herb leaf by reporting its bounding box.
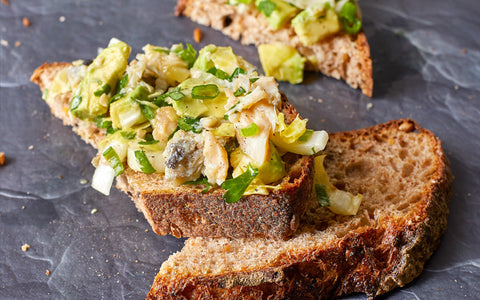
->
[233,86,247,97]
[172,43,197,68]
[103,146,124,176]
[229,67,246,81]
[191,84,219,99]
[249,77,259,83]
[106,126,118,135]
[257,0,276,17]
[94,117,113,129]
[240,123,259,137]
[224,114,229,120]
[178,117,203,133]
[339,1,362,35]
[154,96,172,107]
[184,176,212,193]
[120,130,136,140]
[139,103,155,120]
[42,88,49,101]
[70,95,82,111]
[315,184,330,207]
[297,129,313,143]
[94,83,111,97]
[138,133,159,145]
[207,67,230,80]
[134,150,156,174]
[221,164,259,203]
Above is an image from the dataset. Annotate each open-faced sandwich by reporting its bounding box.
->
[176,0,373,96]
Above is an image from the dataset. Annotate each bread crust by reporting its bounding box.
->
[147,119,453,299]
[176,0,373,97]
[31,62,316,240]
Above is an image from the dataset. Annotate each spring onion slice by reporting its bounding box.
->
[339,2,362,34]
[229,67,246,81]
[191,84,219,99]
[134,150,156,174]
[94,83,111,97]
[233,87,246,97]
[297,129,313,142]
[221,164,259,203]
[70,95,82,111]
[240,123,259,137]
[103,146,124,176]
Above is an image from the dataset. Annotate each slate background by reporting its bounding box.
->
[1,0,479,299]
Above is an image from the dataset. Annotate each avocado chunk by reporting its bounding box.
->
[258,43,306,84]
[110,86,150,130]
[193,44,255,77]
[255,0,298,30]
[171,78,227,119]
[291,6,340,45]
[257,143,285,183]
[71,38,131,119]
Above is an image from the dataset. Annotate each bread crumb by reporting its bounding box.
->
[105,259,109,263]
[22,206,26,209]
[91,208,98,214]
[193,28,202,43]
[28,145,34,150]
[0,152,5,165]
[366,102,373,110]
[14,41,21,47]
[1,39,8,47]
[21,244,30,252]
[1,0,9,6]
[317,98,323,103]
[58,174,63,179]
[80,178,88,185]
[23,17,31,27]
[461,48,467,54]
[454,85,459,90]
[45,269,51,276]
[145,229,149,232]
[59,16,66,23]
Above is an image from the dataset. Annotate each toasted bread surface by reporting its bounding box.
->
[148,119,453,299]
[31,62,316,239]
[176,0,373,97]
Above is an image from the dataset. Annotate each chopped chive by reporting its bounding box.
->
[207,67,230,80]
[229,67,246,81]
[191,84,219,99]
[339,2,362,34]
[139,103,155,120]
[103,146,124,176]
[233,87,247,97]
[70,95,82,110]
[119,74,128,89]
[120,130,136,140]
[94,117,113,129]
[249,77,259,83]
[240,123,259,137]
[94,83,111,97]
[134,150,156,174]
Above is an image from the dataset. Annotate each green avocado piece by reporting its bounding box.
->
[110,86,149,129]
[172,78,227,119]
[258,43,306,84]
[193,44,255,77]
[71,38,131,119]
[255,0,298,30]
[257,144,285,184]
[291,7,340,45]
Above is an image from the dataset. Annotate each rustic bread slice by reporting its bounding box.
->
[31,62,315,240]
[176,0,373,97]
[148,119,453,299]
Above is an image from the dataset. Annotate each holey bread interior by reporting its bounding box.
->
[148,119,453,299]
[176,0,373,96]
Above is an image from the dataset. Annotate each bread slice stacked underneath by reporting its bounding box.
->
[31,62,315,240]
[148,119,453,299]
[176,0,373,96]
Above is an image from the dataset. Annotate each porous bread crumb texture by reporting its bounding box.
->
[176,0,373,96]
[150,119,452,299]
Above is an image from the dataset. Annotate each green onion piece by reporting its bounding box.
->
[145,133,155,141]
[119,74,128,89]
[178,117,203,133]
[134,150,156,174]
[311,147,316,155]
[172,43,197,68]
[70,95,82,111]
[94,117,113,129]
[103,146,124,176]
[139,103,155,120]
[120,130,136,140]
[207,67,230,80]
[240,123,259,137]
[339,2,362,35]
[229,67,246,81]
[249,77,259,83]
[106,126,118,135]
[110,92,125,104]
[221,164,259,203]
[315,184,330,207]
[154,96,171,107]
[191,84,219,99]
[257,0,276,17]
[297,129,313,143]
[94,83,111,97]
[168,126,179,141]
[153,48,170,54]
[138,140,159,145]
[233,87,246,97]
[96,79,102,85]
[169,87,186,101]
[224,114,229,121]
[184,176,212,193]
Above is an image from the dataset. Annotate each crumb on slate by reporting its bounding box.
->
[193,28,202,43]
[21,244,30,252]
[23,17,31,27]
[0,152,5,165]
[45,269,51,276]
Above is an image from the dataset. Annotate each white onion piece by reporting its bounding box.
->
[272,130,329,155]
[91,164,115,196]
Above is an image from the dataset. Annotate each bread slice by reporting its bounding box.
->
[176,0,373,97]
[148,119,453,299]
[31,62,316,240]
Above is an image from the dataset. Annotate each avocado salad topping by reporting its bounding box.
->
[45,38,331,204]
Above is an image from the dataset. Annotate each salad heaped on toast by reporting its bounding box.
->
[43,38,334,204]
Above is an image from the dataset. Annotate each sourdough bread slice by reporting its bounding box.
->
[148,119,453,299]
[31,62,315,240]
[176,0,373,97]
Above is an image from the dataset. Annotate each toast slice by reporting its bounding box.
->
[176,0,373,96]
[148,119,453,299]
[31,62,315,240]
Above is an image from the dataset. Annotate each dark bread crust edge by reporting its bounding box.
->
[31,62,315,240]
[175,0,373,97]
[147,119,453,299]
